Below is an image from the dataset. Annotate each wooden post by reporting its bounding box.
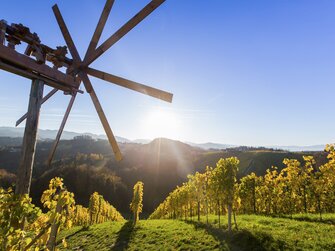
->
[0,20,7,45]
[46,196,62,251]
[15,79,44,195]
[228,203,232,232]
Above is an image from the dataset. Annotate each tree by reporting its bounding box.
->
[0,187,41,250]
[311,145,335,219]
[239,172,259,214]
[204,166,212,224]
[210,164,224,227]
[216,157,239,232]
[259,167,279,214]
[130,181,144,225]
[299,156,314,213]
[188,172,206,221]
[279,159,301,216]
[88,192,100,224]
[88,192,124,224]
[41,177,75,251]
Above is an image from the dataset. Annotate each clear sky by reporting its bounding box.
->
[0,0,334,146]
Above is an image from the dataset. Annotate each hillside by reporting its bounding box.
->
[0,136,327,214]
[195,149,327,177]
[57,215,335,251]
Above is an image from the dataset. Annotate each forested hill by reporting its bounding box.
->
[0,136,327,214]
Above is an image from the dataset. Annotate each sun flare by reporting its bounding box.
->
[140,108,180,140]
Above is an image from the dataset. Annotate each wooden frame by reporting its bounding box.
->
[0,44,78,91]
[0,0,172,196]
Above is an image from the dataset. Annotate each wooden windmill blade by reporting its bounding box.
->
[47,1,115,164]
[84,0,115,61]
[47,93,77,166]
[16,88,59,127]
[82,74,122,161]
[52,5,81,62]
[84,0,166,66]
[87,67,173,103]
[52,4,122,161]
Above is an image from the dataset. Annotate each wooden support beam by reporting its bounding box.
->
[16,88,58,127]
[0,60,70,93]
[0,44,77,91]
[15,79,44,195]
[47,93,76,166]
[0,20,7,45]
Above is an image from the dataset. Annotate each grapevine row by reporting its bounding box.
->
[149,144,335,228]
[0,177,124,250]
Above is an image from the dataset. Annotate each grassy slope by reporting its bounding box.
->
[57,214,335,251]
[278,213,335,224]
[202,214,335,250]
[57,220,223,251]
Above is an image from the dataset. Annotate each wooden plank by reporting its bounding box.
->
[0,20,6,45]
[15,79,44,195]
[52,5,81,62]
[0,44,77,90]
[16,88,58,127]
[87,67,173,103]
[47,93,76,166]
[84,0,165,66]
[0,60,73,91]
[81,73,122,161]
[53,4,122,161]
[84,0,115,61]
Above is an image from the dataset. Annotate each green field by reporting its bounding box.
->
[57,214,335,251]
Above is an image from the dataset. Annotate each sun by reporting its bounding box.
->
[140,108,180,140]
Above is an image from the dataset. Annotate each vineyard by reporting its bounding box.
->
[149,145,335,223]
[1,144,335,250]
[0,177,123,250]
[1,0,335,249]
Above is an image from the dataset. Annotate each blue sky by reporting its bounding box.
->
[0,0,334,146]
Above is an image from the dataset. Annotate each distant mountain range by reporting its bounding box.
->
[268,145,326,152]
[185,142,235,150]
[0,126,130,142]
[0,126,327,152]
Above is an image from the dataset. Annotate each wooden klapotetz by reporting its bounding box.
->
[0,0,172,195]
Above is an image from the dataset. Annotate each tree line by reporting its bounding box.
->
[149,144,335,230]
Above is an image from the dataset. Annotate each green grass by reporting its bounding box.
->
[274,213,335,224]
[57,214,335,251]
[195,214,335,250]
[57,220,225,251]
